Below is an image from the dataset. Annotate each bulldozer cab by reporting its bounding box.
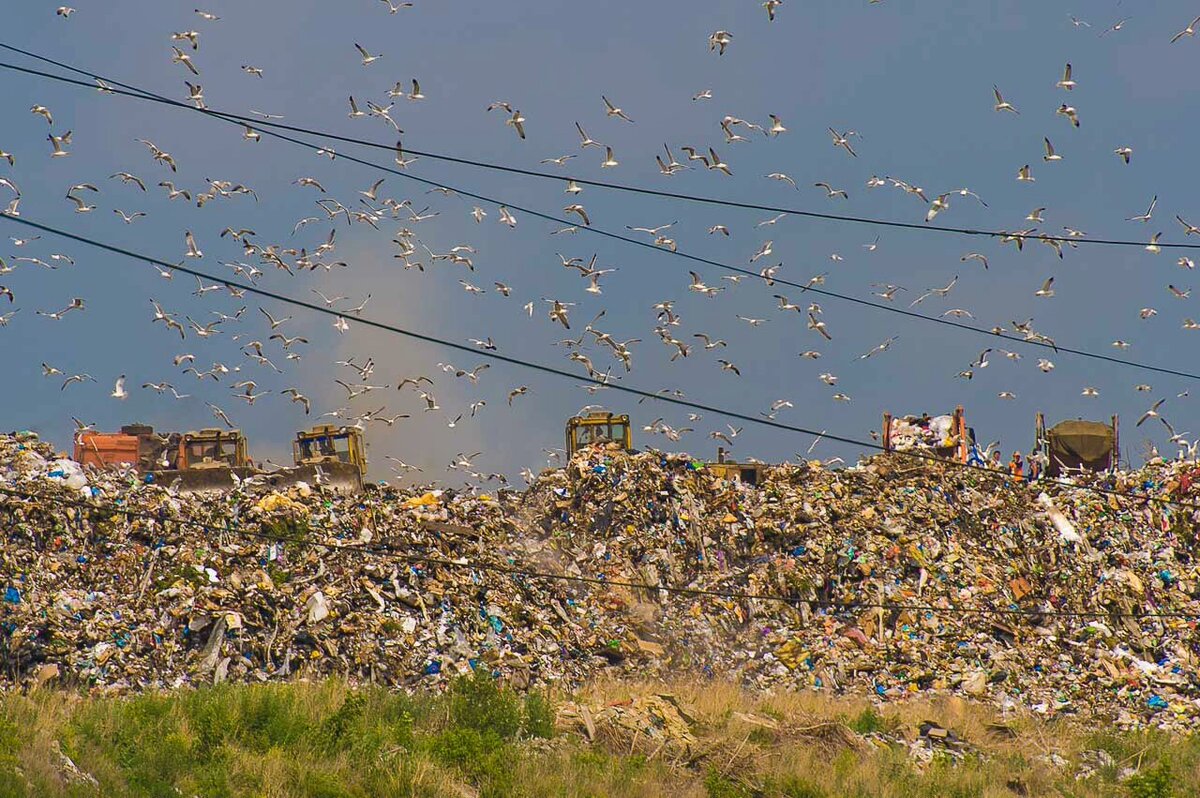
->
[566,411,631,457]
[178,429,247,470]
[1036,413,1118,477]
[294,425,367,477]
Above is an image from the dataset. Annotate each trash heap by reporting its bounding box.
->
[4,431,1200,730]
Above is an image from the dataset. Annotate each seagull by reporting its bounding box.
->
[1056,104,1080,127]
[1138,399,1167,427]
[1128,196,1157,223]
[859,336,898,360]
[1169,284,1191,299]
[184,230,203,258]
[1017,164,1035,182]
[109,172,146,191]
[1038,359,1055,372]
[1099,17,1130,37]
[1171,15,1200,43]
[763,0,783,20]
[717,359,741,376]
[814,182,848,199]
[507,386,529,405]
[354,43,382,65]
[30,105,53,125]
[708,30,733,55]
[259,307,292,329]
[207,402,235,428]
[506,109,526,140]
[1114,146,1133,165]
[1043,138,1062,162]
[110,375,128,400]
[766,173,798,189]
[993,86,1019,114]
[1082,387,1100,397]
[961,253,989,270]
[1035,277,1055,297]
[1177,215,1200,236]
[170,46,199,76]
[909,275,958,306]
[828,128,858,157]
[706,148,730,175]
[48,131,72,157]
[61,373,95,390]
[113,209,146,224]
[601,95,634,123]
[768,114,787,135]
[1056,63,1076,90]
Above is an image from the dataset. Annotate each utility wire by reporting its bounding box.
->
[1,52,1199,383]
[1,482,1195,621]
[1,42,1197,252]
[3,212,1199,522]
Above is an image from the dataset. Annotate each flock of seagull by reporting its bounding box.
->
[3,4,1200,482]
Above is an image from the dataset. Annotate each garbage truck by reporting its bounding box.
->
[881,406,972,463]
[1035,413,1119,477]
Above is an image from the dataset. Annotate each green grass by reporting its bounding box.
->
[3,677,1200,797]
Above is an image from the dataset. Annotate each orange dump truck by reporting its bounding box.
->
[73,424,178,471]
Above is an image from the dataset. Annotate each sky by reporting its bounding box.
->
[0,0,1197,484]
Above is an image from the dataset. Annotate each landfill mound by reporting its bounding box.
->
[3,432,1200,730]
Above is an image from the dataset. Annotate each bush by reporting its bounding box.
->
[449,668,521,740]
[773,775,829,798]
[1126,762,1175,798]
[703,767,752,798]
[847,707,885,735]
[428,727,514,797]
[523,690,556,739]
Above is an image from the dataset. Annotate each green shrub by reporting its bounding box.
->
[522,690,555,739]
[703,766,752,798]
[847,707,884,735]
[428,727,514,797]
[773,775,829,798]
[449,669,521,740]
[1126,762,1175,798]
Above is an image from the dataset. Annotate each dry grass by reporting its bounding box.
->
[0,677,1196,797]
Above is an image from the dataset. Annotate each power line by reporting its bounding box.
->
[2,53,1199,383]
[3,212,1198,522]
[1,481,1195,621]
[1,42,1196,252]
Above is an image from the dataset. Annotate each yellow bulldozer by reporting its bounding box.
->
[566,410,632,456]
[75,424,368,494]
[564,410,766,484]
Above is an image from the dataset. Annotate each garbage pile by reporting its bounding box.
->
[885,413,960,452]
[4,431,1200,730]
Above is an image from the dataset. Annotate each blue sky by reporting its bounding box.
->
[0,1,1197,482]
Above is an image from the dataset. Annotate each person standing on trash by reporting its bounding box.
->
[1008,451,1025,482]
[990,450,1004,471]
[1026,449,1042,481]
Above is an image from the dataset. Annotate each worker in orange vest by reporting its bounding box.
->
[1008,451,1024,482]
